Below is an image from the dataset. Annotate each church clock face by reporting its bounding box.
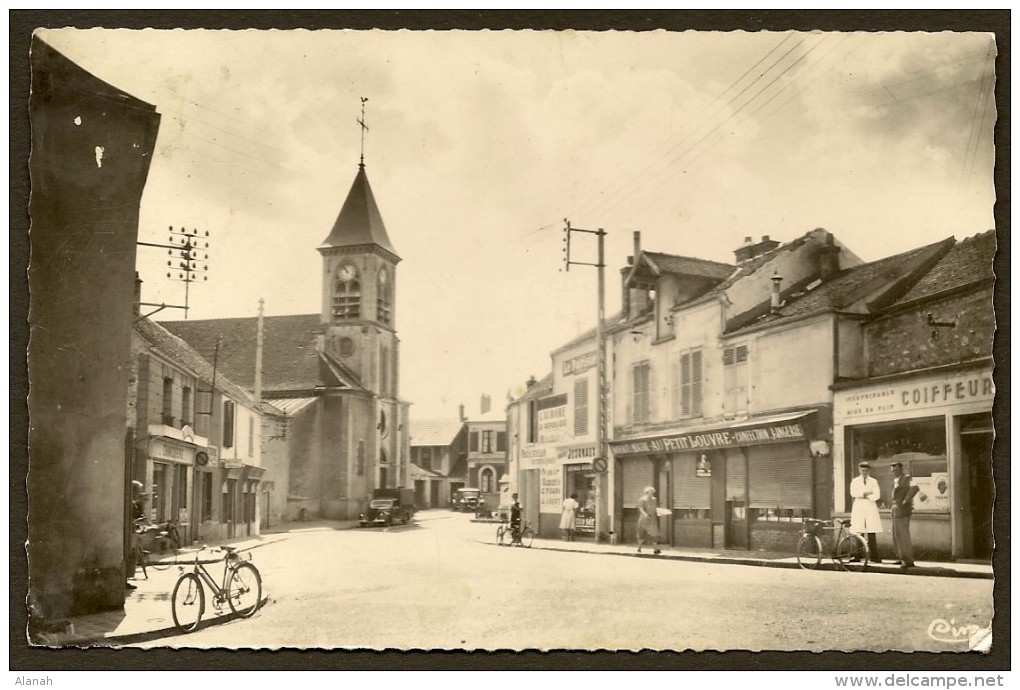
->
[338,263,358,282]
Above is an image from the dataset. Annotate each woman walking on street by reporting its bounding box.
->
[637,486,661,555]
[560,493,579,541]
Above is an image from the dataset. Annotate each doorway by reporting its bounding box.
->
[962,427,994,560]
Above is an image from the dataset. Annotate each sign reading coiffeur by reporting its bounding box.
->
[836,370,994,419]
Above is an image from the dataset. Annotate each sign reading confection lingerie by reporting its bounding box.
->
[609,417,808,456]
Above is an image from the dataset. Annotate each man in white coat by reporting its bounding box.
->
[849,461,884,563]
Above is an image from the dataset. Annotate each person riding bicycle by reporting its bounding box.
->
[509,493,522,541]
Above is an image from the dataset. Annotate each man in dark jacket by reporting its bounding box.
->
[890,462,920,569]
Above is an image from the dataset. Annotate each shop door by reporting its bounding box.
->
[430,481,439,508]
[658,461,672,546]
[963,430,993,560]
[724,448,748,550]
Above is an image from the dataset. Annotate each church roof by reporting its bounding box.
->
[409,418,466,447]
[160,313,363,394]
[319,164,399,259]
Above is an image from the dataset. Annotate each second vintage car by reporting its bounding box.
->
[359,488,416,527]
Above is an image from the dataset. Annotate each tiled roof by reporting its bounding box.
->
[894,230,996,305]
[729,238,954,333]
[160,314,339,393]
[134,318,257,407]
[319,165,399,258]
[640,252,735,280]
[513,372,555,403]
[266,396,319,415]
[408,418,465,447]
[465,410,507,424]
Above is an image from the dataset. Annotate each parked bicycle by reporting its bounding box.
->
[498,519,534,548]
[796,517,870,572]
[134,517,181,572]
[171,545,263,633]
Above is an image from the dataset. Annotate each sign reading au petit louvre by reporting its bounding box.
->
[610,417,809,456]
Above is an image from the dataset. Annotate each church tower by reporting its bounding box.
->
[317,160,400,399]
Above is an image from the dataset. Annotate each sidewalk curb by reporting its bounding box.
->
[499,541,993,580]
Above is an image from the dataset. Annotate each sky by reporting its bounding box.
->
[35,27,998,421]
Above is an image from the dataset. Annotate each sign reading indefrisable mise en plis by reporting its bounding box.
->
[609,419,807,456]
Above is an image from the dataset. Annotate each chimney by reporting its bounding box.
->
[625,231,651,318]
[734,236,756,264]
[735,235,781,264]
[459,403,466,422]
[818,231,841,280]
[134,272,142,317]
[526,376,537,389]
[771,271,783,314]
[254,298,264,403]
[481,394,491,415]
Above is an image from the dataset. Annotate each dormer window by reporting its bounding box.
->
[332,262,360,321]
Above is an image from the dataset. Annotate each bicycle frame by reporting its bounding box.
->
[182,550,248,602]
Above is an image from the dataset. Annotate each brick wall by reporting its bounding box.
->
[867,289,993,377]
[749,522,803,552]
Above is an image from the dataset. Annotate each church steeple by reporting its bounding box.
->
[319,165,400,260]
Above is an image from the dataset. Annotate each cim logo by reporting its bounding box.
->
[926,618,982,644]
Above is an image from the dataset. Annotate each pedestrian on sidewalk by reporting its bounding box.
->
[889,461,919,569]
[849,462,883,563]
[637,486,660,555]
[560,493,579,541]
[125,480,145,590]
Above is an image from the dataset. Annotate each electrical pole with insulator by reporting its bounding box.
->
[562,219,609,543]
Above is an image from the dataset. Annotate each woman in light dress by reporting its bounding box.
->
[560,493,580,541]
[637,486,661,555]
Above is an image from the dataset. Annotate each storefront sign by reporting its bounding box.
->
[559,444,597,461]
[610,418,808,456]
[520,445,556,468]
[151,439,195,465]
[575,514,596,533]
[836,371,994,418]
[538,394,568,444]
[540,466,562,511]
[562,351,597,376]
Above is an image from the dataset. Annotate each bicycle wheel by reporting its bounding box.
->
[495,525,505,545]
[227,562,262,618]
[499,526,513,546]
[836,533,870,572]
[519,527,534,548]
[171,573,205,633]
[796,534,823,570]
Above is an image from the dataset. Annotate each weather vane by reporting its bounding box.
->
[358,96,369,167]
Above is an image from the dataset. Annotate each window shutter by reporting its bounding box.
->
[672,455,711,508]
[680,352,692,417]
[748,445,812,509]
[622,457,653,508]
[574,378,589,437]
[470,431,479,452]
[222,400,235,448]
[691,349,703,417]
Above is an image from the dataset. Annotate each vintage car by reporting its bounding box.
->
[359,488,415,527]
[451,488,483,513]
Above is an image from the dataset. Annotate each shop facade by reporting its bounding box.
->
[518,441,601,540]
[833,363,994,561]
[610,408,830,553]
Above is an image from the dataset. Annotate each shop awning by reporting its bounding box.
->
[609,410,817,457]
[408,463,441,480]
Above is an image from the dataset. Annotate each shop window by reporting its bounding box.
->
[222,400,235,448]
[162,376,174,426]
[723,344,749,415]
[565,463,597,533]
[748,447,813,519]
[482,430,493,453]
[848,418,948,513]
[153,463,168,522]
[172,465,188,521]
[632,360,651,424]
[574,377,589,436]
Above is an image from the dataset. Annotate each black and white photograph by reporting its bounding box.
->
[13,11,1006,674]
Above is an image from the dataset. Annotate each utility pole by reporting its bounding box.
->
[563,219,609,543]
[136,226,210,319]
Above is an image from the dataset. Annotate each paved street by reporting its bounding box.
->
[131,510,993,652]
